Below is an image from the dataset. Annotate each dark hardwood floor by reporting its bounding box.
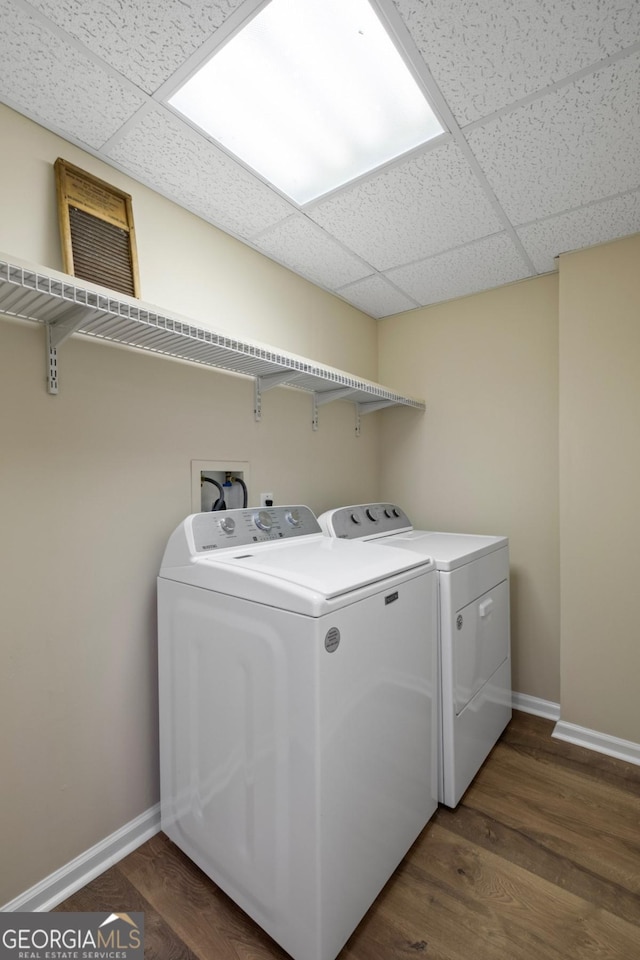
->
[56,712,640,959]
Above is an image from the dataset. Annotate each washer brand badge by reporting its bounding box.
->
[325,627,340,653]
[0,912,144,960]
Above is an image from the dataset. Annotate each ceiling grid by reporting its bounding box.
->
[0,0,638,317]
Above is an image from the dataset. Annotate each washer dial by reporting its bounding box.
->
[219,516,236,535]
[254,510,273,532]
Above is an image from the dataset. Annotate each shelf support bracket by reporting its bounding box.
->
[354,399,396,438]
[357,400,396,415]
[45,306,98,395]
[312,387,358,432]
[254,370,303,421]
[46,325,59,396]
[315,387,356,406]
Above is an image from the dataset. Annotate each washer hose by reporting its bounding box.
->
[201,477,226,511]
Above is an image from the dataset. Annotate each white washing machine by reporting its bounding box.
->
[318,503,511,808]
[158,505,438,960]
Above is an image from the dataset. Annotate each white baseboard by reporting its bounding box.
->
[552,721,640,767]
[512,691,561,721]
[514,695,640,766]
[1,803,161,913]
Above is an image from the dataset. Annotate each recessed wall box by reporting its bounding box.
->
[191,460,250,513]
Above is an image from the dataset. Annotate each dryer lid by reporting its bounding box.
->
[376,531,508,571]
[316,504,507,571]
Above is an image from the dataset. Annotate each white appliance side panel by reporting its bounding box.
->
[158,579,319,960]
[158,570,438,960]
[317,569,438,960]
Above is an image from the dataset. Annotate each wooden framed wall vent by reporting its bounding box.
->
[55,158,140,297]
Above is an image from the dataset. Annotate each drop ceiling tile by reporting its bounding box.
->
[467,53,640,224]
[309,140,502,271]
[0,0,146,148]
[517,190,640,273]
[27,0,247,94]
[392,0,640,125]
[386,233,532,306]
[336,275,418,319]
[252,216,373,290]
[106,107,294,238]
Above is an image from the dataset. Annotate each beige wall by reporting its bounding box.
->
[559,234,640,743]
[378,276,560,703]
[0,106,380,906]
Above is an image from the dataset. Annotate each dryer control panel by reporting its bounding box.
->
[192,505,321,552]
[319,503,412,540]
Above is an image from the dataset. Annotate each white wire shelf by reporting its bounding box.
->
[0,255,425,430]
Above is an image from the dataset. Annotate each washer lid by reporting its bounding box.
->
[161,535,434,613]
[200,536,431,594]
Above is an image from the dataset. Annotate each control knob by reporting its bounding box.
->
[365,507,378,522]
[219,516,236,535]
[285,509,301,527]
[254,510,273,532]
[350,512,362,524]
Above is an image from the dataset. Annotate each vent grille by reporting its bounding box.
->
[55,158,140,298]
[69,206,135,297]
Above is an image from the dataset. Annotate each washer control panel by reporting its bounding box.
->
[319,503,412,540]
[192,505,320,551]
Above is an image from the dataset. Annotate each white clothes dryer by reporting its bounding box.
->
[158,506,438,960]
[318,503,511,808]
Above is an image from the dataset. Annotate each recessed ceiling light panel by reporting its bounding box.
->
[168,0,445,204]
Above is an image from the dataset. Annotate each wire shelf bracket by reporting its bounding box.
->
[46,305,100,394]
[254,370,306,421]
[355,399,397,437]
[312,387,358,432]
